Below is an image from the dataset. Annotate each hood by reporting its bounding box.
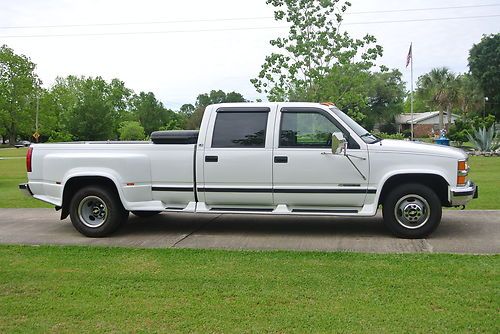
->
[370,139,468,160]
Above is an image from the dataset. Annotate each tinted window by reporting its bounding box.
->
[212,112,268,148]
[280,112,341,148]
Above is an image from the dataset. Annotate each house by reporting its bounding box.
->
[395,111,459,137]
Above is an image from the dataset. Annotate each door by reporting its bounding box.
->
[273,107,370,209]
[201,107,274,208]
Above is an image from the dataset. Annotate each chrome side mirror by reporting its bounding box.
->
[331,132,346,155]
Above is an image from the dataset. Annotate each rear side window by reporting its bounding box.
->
[212,112,268,148]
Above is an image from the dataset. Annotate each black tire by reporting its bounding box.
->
[69,185,129,237]
[382,183,442,238]
[132,211,161,218]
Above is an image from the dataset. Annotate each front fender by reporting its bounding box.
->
[373,169,451,206]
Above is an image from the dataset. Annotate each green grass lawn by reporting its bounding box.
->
[0,245,497,333]
[1,147,498,209]
[0,148,51,208]
[466,156,499,209]
[0,148,498,333]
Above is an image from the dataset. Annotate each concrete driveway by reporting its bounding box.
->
[0,208,498,254]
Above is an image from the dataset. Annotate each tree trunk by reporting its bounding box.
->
[9,121,16,146]
[439,110,444,130]
[446,105,452,129]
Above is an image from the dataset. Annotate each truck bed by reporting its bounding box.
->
[28,142,197,211]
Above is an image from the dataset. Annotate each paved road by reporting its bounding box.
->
[0,208,498,254]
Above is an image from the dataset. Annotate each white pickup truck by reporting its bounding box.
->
[20,102,477,238]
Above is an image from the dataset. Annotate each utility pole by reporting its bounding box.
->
[406,43,414,140]
[35,95,39,143]
[410,45,414,141]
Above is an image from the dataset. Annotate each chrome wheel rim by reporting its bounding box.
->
[78,196,108,228]
[394,194,430,229]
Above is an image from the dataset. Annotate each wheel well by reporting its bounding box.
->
[378,174,450,207]
[60,176,121,220]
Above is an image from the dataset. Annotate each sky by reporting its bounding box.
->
[0,0,499,109]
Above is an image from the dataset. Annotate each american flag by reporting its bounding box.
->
[406,43,412,68]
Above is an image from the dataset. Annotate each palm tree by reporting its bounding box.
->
[417,67,457,130]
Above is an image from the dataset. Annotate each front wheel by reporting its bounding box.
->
[382,183,442,238]
[69,185,129,237]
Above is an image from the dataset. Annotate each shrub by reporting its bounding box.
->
[118,121,145,141]
[376,132,405,140]
[472,114,496,130]
[47,131,73,143]
[378,123,398,134]
[447,119,470,146]
[447,115,496,147]
[401,129,412,138]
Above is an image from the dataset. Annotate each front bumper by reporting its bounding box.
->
[19,183,33,197]
[450,181,478,206]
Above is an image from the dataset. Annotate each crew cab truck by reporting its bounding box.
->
[19,102,477,238]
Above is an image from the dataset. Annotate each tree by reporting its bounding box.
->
[45,75,134,141]
[468,33,500,118]
[118,121,145,140]
[185,90,246,129]
[416,67,457,129]
[309,62,372,121]
[35,88,60,141]
[251,0,382,120]
[179,103,195,117]
[43,76,103,141]
[67,77,115,141]
[0,45,41,144]
[108,78,133,137]
[362,67,406,131]
[41,76,82,141]
[161,111,186,130]
[455,73,484,118]
[403,92,432,114]
[130,92,169,135]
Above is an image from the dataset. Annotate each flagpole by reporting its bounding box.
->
[410,42,414,141]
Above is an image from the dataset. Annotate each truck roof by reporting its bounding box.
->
[208,102,329,109]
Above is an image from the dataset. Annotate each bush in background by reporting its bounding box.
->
[375,132,405,140]
[47,131,73,143]
[118,121,145,141]
[447,119,470,146]
[448,115,496,146]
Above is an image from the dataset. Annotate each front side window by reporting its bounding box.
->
[280,112,342,148]
[212,112,268,148]
[329,106,378,144]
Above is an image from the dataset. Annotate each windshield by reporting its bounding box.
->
[329,106,380,144]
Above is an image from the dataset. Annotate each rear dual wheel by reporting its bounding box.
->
[69,186,129,237]
[382,183,442,238]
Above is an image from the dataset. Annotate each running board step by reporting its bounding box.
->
[209,208,274,212]
[292,209,358,214]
